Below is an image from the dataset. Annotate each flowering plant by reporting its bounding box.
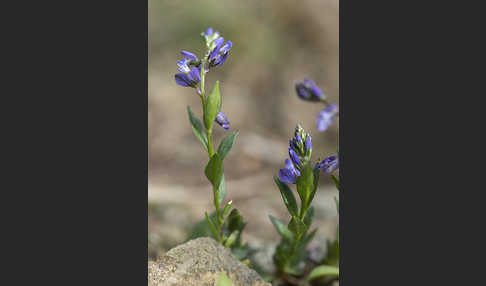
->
[269,124,339,284]
[175,28,248,259]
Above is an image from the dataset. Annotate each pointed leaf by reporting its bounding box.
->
[301,228,318,247]
[307,265,339,281]
[269,215,293,242]
[274,176,299,217]
[224,230,239,248]
[217,174,226,206]
[204,80,221,130]
[186,212,216,241]
[296,163,315,214]
[217,131,238,160]
[303,206,315,227]
[187,106,208,152]
[205,212,219,239]
[205,153,224,190]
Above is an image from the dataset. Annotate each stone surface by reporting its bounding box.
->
[148,237,271,286]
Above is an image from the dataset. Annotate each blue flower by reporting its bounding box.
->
[315,155,339,174]
[279,158,301,184]
[295,79,325,102]
[177,58,191,73]
[180,50,198,61]
[203,27,220,45]
[208,38,232,68]
[317,104,338,132]
[215,111,230,130]
[289,148,301,167]
[174,66,201,88]
[205,27,214,37]
[304,135,312,154]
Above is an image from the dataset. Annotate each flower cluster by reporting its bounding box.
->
[279,125,338,184]
[174,27,233,130]
[279,125,311,183]
[295,79,338,132]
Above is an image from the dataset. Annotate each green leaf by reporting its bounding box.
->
[205,153,224,191]
[228,209,244,232]
[224,230,239,248]
[217,131,239,160]
[217,174,227,206]
[204,80,222,130]
[307,265,339,281]
[216,272,232,286]
[231,244,249,260]
[186,212,216,241]
[205,212,219,239]
[274,176,299,217]
[303,206,315,227]
[331,174,340,190]
[187,106,208,152]
[323,238,340,266]
[301,228,318,247]
[288,216,307,239]
[296,163,315,214]
[269,215,293,242]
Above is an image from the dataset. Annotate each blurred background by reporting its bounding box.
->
[149,0,339,263]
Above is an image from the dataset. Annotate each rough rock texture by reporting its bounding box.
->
[148,237,271,286]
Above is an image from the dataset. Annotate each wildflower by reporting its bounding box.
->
[295,79,325,102]
[316,104,338,132]
[174,66,201,88]
[208,38,232,68]
[215,111,230,130]
[315,155,339,174]
[289,148,301,168]
[279,158,301,184]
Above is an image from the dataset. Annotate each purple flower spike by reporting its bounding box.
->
[279,159,301,184]
[215,111,230,130]
[317,104,338,132]
[289,148,301,167]
[295,79,325,102]
[316,155,339,174]
[174,66,201,88]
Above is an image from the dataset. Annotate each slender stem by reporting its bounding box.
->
[199,57,221,242]
[207,128,214,156]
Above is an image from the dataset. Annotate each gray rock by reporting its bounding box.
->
[148,237,271,286]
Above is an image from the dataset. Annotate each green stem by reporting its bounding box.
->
[199,58,221,243]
